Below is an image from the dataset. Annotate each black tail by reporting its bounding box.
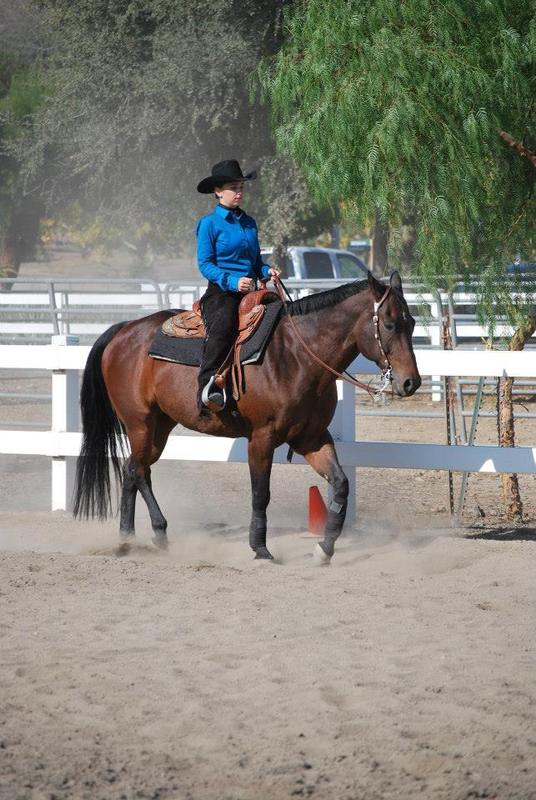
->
[73,322,129,519]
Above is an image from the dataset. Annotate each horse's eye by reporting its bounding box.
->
[383,317,396,332]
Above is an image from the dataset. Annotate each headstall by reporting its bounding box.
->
[273,275,393,399]
[371,287,393,398]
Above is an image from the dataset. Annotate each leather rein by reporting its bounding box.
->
[272,275,393,399]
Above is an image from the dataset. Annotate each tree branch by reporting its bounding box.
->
[499,130,536,169]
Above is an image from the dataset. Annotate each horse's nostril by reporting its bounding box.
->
[403,377,421,395]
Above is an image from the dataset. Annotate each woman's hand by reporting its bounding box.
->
[268,268,281,280]
[238,276,255,293]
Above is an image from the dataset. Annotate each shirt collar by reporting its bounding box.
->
[215,204,243,221]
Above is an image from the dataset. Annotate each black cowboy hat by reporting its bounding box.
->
[197,159,257,194]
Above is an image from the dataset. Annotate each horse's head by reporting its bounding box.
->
[357,271,421,397]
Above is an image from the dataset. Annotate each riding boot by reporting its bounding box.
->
[198,283,241,411]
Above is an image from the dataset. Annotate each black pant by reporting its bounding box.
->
[197,282,242,400]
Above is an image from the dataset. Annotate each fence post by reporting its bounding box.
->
[430,290,443,401]
[51,335,79,511]
[330,380,356,523]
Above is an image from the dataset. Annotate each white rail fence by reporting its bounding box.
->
[1,337,535,516]
[3,277,535,348]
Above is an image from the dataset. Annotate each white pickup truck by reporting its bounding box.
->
[261,246,370,281]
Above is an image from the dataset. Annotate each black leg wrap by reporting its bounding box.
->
[318,537,335,558]
[325,511,346,538]
[319,499,347,558]
[249,459,273,559]
[119,457,137,536]
[249,515,267,550]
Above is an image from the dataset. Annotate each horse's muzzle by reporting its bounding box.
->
[393,375,421,397]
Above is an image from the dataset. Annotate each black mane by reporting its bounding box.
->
[286,279,369,316]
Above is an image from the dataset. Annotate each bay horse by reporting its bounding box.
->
[73,272,420,561]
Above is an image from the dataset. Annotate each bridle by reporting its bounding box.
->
[272,275,394,399]
[371,286,393,395]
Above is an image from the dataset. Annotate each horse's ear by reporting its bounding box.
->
[367,271,386,301]
[390,270,402,291]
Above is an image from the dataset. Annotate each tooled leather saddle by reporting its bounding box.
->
[161,287,280,401]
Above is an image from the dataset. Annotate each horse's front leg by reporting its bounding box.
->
[248,432,275,560]
[297,432,349,563]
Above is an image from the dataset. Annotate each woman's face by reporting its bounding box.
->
[215,181,245,208]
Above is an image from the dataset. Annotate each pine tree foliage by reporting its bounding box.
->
[260,0,536,291]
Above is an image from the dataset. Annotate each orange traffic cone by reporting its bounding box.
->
[308,486,328,536]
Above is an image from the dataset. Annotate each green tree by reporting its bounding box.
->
[259,0,536,286]
[22,0,331,262]
[0,52,46,280]
[261,0,536,523]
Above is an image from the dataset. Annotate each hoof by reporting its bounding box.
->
[254,546,274,560]
[119,530,135,540]
[152,533,169,550]
[313,542,332,565]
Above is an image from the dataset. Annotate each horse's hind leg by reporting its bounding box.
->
[124,413,175,548]
[291,431,349,563]
[119,456,138,538]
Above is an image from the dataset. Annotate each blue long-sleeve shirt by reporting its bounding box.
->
[196,204,270,292]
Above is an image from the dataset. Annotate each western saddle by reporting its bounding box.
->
[162,287,280,401]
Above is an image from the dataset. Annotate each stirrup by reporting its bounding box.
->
[201,376,226,412]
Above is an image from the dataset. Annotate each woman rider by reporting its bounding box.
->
[196,159,279,412]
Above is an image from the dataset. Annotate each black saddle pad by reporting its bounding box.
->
[148,299,283,367]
